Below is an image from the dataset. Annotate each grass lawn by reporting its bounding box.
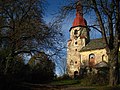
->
[2,79,120,90]
[49,79,120,90]
[49,79,80,86]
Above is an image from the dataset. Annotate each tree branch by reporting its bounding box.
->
[0,26,13,29]
[92,0,109,49]
[88,25,102,33]
[14,49,41,56]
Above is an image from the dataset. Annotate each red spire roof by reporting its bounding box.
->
[72,12,86,27]
[72,1,86,27]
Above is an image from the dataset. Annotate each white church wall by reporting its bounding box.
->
[80,48,108,66]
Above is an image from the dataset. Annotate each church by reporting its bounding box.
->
[67,2,116,78]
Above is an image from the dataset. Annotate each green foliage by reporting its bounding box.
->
[28,52,48,67]
[0,48,11,74]
[118,52,120,63]
[80,71,109,86]
[28,52,55,83]
[50,79,80,86]
[0,55,28,89]
[56,74,71,80]
[0,0,63,89]
[0,52,55,89]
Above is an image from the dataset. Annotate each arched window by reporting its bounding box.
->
[89,53,95,67]
[102,54,106,61]
[74,30,78,35]
[74,71,79,78]
[89,54,95,59]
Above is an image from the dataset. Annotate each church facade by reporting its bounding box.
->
[67,2,109,77]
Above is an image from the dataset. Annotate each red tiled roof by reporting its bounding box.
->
[72,12,86,27]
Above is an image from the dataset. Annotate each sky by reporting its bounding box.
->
[44,0,72,41]
[44,0,101,76]
[45,0,101,41]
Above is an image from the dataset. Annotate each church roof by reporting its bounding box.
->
[95,61,108,68]
[80,38,107,52]
[72,1,87,27]
[72,13,87,27]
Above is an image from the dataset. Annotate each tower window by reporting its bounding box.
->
[75,42,77,45]
[75,61,77,64]
[74,30,78,35]
[75,49,77,51]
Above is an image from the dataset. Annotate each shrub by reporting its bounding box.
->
[55,74,73,81]
[80,72,109,86]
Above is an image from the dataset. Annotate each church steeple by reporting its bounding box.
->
[67,1,89,78]
[76,1,83,16]
[72,1,86,27]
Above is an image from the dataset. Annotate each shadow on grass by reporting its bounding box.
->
[95,86,120,90]
[1,79,120,90]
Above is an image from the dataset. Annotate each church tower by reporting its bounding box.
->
[67,1,90,77]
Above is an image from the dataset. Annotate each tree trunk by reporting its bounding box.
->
[109,49,119,86]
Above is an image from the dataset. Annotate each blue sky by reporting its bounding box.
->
[45,0,101,41]
[44,0,71,41]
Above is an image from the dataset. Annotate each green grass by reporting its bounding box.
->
[49,79,80,86]
[95,85,120,90]
[49,80,120,90]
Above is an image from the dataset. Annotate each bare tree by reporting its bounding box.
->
[0,0,64,75]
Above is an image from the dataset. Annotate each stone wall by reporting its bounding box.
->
[80,48,108,66]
